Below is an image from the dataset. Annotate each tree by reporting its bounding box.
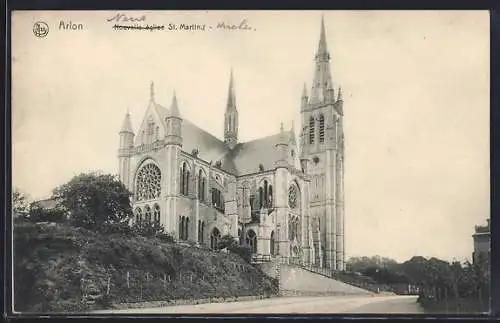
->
[13,188,31,218]
[52,172,133,229]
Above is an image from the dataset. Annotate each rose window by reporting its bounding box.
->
[135,163,162,201]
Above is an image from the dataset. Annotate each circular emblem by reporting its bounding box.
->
[33,21,49,38]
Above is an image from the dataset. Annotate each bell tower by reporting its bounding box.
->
[299,16,346,270]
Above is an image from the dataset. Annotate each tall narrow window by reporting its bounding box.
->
[185,170,190,196]
[263,180,268,208]
[198,170,203,200]
[201,178,206,201]
[180,164,185,195]
[309,117,315,144]
[153,204,160,225]
[270,231,275,256]
[179,216,184,240]
[246,230,257,254]
[319,114,325,143]
[201,222,205,243]
[135,208,142,224]
[185,217,190,240]
[259,187,263,209]
[268,185,273,207]
[144,205,152,223]
[211,227,221,250]
[180,163,190,196]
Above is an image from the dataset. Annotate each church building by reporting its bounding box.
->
[117,17,346,270]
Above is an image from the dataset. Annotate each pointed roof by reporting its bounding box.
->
[310,15,334,104]
[302,82,308,98]
[317,15,329,60]
[337,86,343,101]
[168,91,180,117]
[226,68,236,111]
[120,111,134,133]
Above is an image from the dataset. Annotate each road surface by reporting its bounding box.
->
[94,295,423,314]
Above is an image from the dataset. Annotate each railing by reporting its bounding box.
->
[276,256,390,294]
[251,254,272,264]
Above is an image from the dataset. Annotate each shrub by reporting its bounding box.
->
[29,206,67,223]
[217,234,237,250]
[228,245,253,263]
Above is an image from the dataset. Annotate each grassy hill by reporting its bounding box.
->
[14,221,278,313]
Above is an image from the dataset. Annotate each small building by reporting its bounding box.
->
[29,198,68,221]
[472,218,490,264]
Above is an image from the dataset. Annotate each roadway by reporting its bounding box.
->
[94,295,424,314]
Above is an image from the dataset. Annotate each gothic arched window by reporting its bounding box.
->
[210,227,221,250]
[144,205,152,223]
[180,162,190,196]
[212,188,224,212]
[135,163,162,201]
[319,114,325,143]
[201,221,205,244]
[246,230,257,254]
[309,116,315,144]
[153,204,160,225]
[135,207,142,224]
[198,170,206,201]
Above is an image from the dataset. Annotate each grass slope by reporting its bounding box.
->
[14,222,278,313]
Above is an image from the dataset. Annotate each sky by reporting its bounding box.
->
[12,10,490,263]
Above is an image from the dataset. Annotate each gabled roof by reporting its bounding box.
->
[230,132,293,176]
[154,103,292,176]
[155,104,234,173]
[31,198,62,210]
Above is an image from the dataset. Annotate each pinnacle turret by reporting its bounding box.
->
[120,111,134,134]
[168,91,180,117]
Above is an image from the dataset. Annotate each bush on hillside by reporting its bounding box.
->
[14,222,277,312]
[217,234,237,250]
[216,234,252,263]
[28,206,67,223]
[52,172,133,229]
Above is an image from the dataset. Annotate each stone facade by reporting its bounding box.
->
[117,18,346,270]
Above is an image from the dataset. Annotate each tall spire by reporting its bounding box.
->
[317,15,329,61]
[227,68,236,110]
[310,15,334,104]
[224,68,239,149]
[337,86,343,101]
